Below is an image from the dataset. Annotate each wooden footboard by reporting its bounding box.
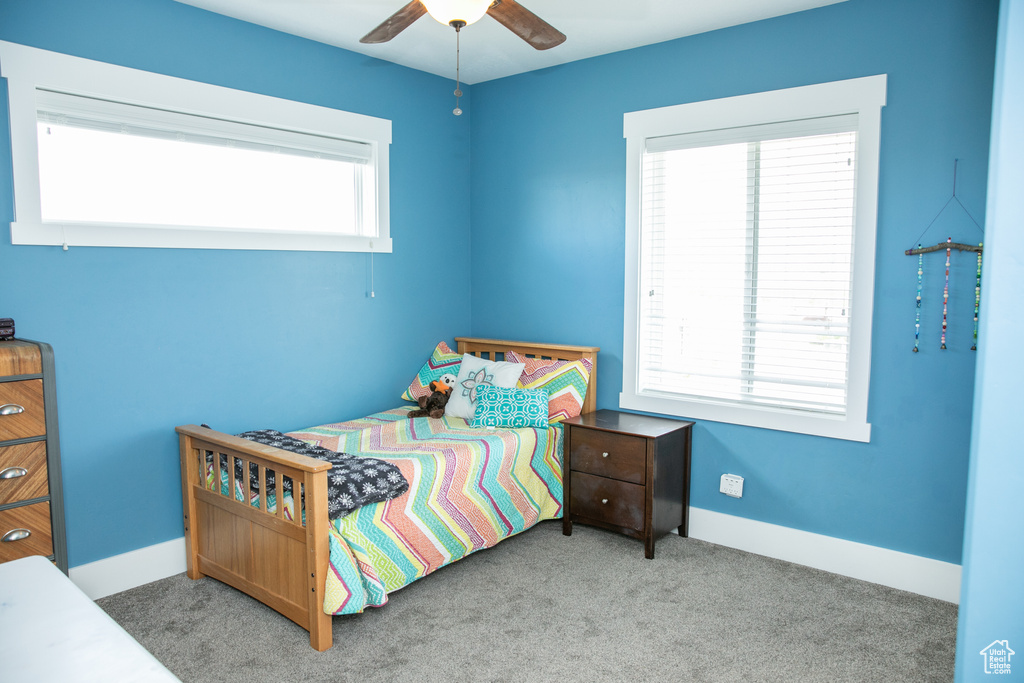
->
[176,425,333,651]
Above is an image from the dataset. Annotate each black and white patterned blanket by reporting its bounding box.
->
[228,430,409,520]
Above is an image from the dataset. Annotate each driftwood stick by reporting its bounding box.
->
[905,241,983,256]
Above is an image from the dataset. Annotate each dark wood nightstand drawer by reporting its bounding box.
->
[0,501,53,563]
[0,379,46,441]
[569,429,646,484]
[569,472,645,531]
[0,442,49,505]
[563,410,693,559]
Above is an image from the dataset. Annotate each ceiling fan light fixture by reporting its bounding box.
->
[421,0,491,28]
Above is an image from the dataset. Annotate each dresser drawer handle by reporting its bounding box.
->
[0,404,26,416]
[0,467,28,479]
[602,452,609,458]
[601,498,609,504]
[2,528,31,543]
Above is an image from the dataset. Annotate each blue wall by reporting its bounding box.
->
[470,0,999,563]
[0,0,1003,571]
[956,0,1024,679]
[0,0,474,566]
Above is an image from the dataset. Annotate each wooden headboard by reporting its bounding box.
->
[455,337,600,415]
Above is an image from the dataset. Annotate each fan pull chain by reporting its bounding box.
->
[453,24,463,116]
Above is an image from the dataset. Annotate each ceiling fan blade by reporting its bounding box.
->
[486,0,566,50]
[360,0,427,44]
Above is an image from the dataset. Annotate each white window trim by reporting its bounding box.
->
[621,75,887,442]
[0,40,392,252]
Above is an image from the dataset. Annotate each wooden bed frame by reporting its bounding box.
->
[176,337,598,651]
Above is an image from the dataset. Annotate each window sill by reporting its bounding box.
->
[12,221,392,253]
[619,391,871,443]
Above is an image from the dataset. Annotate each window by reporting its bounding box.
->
[0,40,391,252]
[621,76,887,442]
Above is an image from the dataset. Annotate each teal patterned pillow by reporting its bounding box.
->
[471,387,549,429]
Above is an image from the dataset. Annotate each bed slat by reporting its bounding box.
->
[258,466,267,512]
[213,450,222,494]
[277,475,286,520]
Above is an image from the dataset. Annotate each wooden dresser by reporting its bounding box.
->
[562,409,693,559]
[0,340,67,573]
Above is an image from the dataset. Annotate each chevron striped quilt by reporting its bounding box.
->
[286,406,564,615]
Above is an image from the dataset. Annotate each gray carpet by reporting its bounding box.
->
[98,522,957,682]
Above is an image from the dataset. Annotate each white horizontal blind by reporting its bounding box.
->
[36,90,373,163]
[638,115,858,416]
[34,89,374,235]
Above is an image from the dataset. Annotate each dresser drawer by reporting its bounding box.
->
[569,428,646,484]
[0,379,46,441]
[569,472,645,531]
[0,501,53,563]
[0,442,49,505]
[0,340,42,376]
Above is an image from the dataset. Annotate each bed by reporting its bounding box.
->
[176,337,598,651]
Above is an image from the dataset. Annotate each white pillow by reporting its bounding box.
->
[445,354,526,421]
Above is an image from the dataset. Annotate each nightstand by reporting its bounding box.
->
[562,409,692,559]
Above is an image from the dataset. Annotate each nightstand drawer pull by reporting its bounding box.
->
[2,528,31,542]
[601,498,608,504]
[0,404,26,416]
[0,467,28,480]
[602,452,609,458]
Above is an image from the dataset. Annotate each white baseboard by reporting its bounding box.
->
[68,510,963,604]
[687,507,962,603]
[69,537,187,600]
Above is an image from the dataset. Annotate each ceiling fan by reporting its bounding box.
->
[360,0,566,51]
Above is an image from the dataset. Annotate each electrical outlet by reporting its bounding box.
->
[720,474,744,498]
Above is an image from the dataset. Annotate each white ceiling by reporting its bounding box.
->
[173,0,846,85]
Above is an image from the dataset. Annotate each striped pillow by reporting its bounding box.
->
[505,350,593,423]
[402,341,462,402]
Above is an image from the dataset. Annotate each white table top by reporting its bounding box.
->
[0,555,180,682]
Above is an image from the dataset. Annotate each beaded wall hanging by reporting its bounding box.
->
[905,161,984,352]
[906,239,983,351]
